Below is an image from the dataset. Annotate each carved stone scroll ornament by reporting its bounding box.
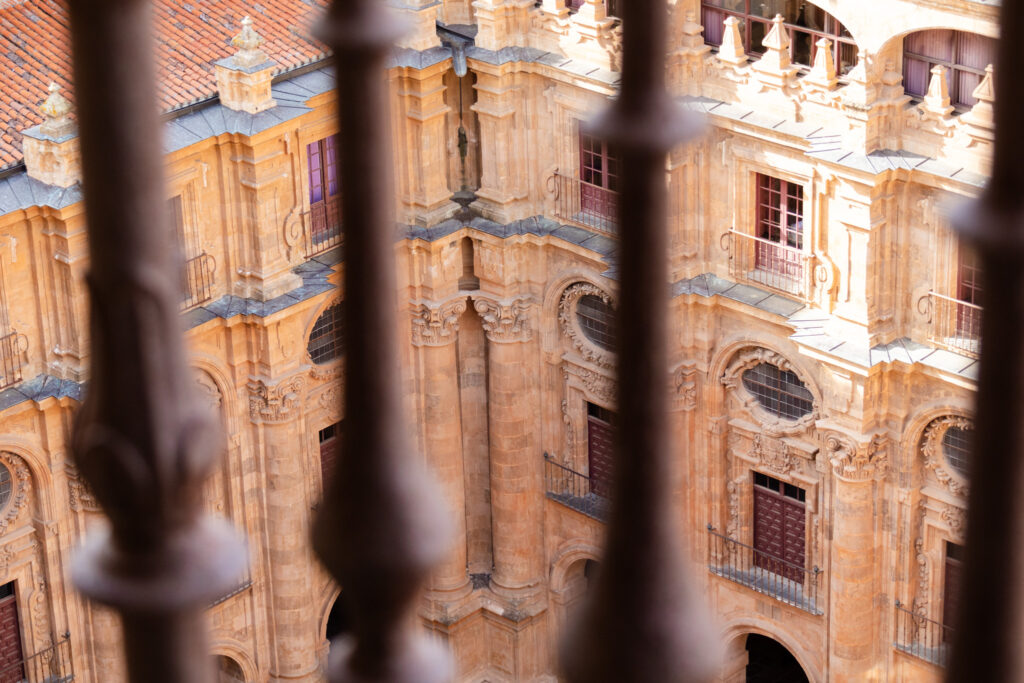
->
[473,296,533,343]
[921,415,972,498]
[824,432,888,481]
[410,298,467,347]
[726,476,743,539]
[671,365,698,411]
[942,505,967,540]
[66,462,100,512]
[0,544,13,577]
[247,375,305,424]
[912,536,929,618]
[750,433,795,476]
[561,398,575,466]
[558,282,614,368]
[721,347,818,436]
[315,381,345,423]
[0,452,30,535]
[566,366,616,407]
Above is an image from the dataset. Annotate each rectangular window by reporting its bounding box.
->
[578,132,620,223]
[943,541,963,641]
[752,173,805,287]
[956,246,982,340]
[307,134,342,246]
[753,472,806,583]
[586,402,615,497]
[318,421,342,486]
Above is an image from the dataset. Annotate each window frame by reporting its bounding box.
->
[902,30,996,109]
[741,361,815,421]
[308,301,344,365]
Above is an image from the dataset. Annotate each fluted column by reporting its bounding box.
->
[474,296,544,597]
[248,376,320,682]
[824,433,887,682]
[412,300,472,597]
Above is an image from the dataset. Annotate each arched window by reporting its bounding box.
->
[576,294,616,352]
[308,302,344,364]
[903,30,995,108]
[741,362,814,419]
[0,463,10,509]
[701,0,857,74]
[942,425,972,476]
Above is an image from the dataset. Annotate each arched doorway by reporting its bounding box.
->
[214,655,246,683]
[744,634,808,683]
[325,591,351,643]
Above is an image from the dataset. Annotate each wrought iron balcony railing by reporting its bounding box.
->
[721,229,815,300]
[548,171,619,236]
[208,568,253,608]
[918,291,982,358]
[0,330,22,390]
[303,196,342,258]
[0,633,74,683]
[707,525,822,615]
[181,252,216,311]
[894,599,953,668]
[543,452,609,522]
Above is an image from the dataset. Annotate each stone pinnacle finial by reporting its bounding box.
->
[39,82,74,138]
[230,15,268,69]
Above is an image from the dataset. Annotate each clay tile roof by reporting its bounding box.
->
[0,0,329,172]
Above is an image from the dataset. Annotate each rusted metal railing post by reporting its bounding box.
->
[312,1,452,681]
[560,0,720,677]
[948,3,1024,681]
[65,1,246,682]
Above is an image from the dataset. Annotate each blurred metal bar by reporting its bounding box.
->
[65,1,245,682]
[559,0,718,676]
[312,0,451,680]
[948,2,1024,681]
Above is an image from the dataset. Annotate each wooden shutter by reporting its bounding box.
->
[753,477,806,584]
[319,422,342,486]
[944,543,964,642]
[0,585,23,683]
[587,406,615,497]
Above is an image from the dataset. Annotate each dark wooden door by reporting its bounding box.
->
[943,543,963,643]
[0,584,23,683]
[753,476,806,584]
[587,405,614,498]
[319,421,342,487]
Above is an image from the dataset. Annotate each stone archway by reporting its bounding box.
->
[743,633,808,683]
[214,655,246,683]
[325,591,351,643]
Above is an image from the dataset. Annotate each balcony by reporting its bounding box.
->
[894,599,952,668]
[208,567,253,608]
[0,331,22,390]
[304,196,342,258]
[919,291,981,358]
[548,171,619,236]
[0,634,74,682]
[181,252,216,311]
[721,229,814,300]
[543,452,609,522]
[707,526,822,615]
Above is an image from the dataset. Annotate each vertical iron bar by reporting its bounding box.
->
[65,2,246,682]
[948,2,1024,681]
[312,1,451,681]
[560,0,717,674]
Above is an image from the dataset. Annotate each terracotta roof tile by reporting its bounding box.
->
[0,0,329,170]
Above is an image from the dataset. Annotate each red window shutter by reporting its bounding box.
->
[0,589,24,683]
[587,407,615,497]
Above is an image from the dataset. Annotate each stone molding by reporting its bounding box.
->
[473,295,532,343]
[748,432,795,476]
[0,452,30,535]
[564,365,615,408]
[671,364,698,411]
[410,298,467,347]
[247,375,305,424]
[823,431,888,482]
[67,462,100,512]
[558,282,614,368]
[721,346,818,436]
[920,414,972,499]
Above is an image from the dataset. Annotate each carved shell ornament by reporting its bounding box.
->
[921,415,973,498]
[558,282,616,368]
[721,347,818,435]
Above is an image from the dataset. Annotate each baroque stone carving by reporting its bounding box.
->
[0,544,13,577]
[473,296,532,343]
[824,432,888,481]
[558,282,614,368]
[671,365,698,411]
[721,346,817,435]
[66,462,100,512]
[921,415,972,498]
[569,367,616,407]
[726,476,743,539]
[30,574,51,649]
[561,398,575,466]
[316,381,345,422]
[248,375,305,424]
[913,536,929,617]
[410,299,467,347]
[942,505,966,539]
[749,433,794,476]
[193,369,222,411]
[0,452,30,535]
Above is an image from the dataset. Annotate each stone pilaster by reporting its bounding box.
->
[823,432,888,682]
[412,299,472,598]
[395,62,460,227]
[471,69,530,223]
[474,296,544,598]
[473,0,533,52]
[248,375,321,683]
